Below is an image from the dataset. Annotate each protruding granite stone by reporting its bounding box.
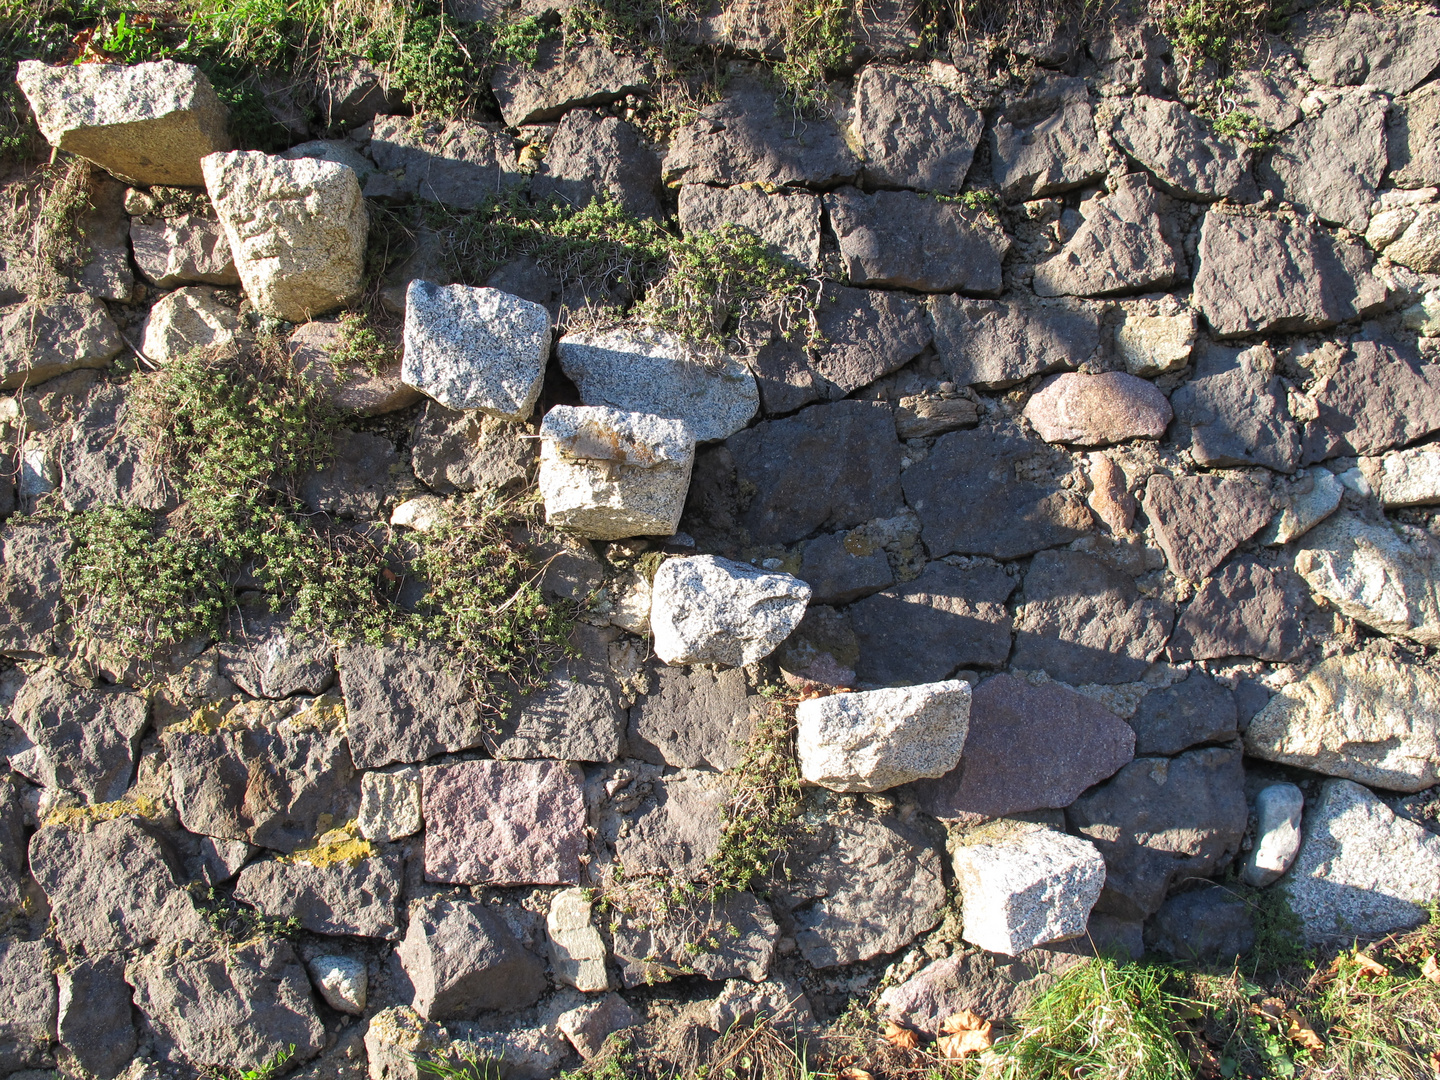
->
[131,214,238,288]
[16,59,230,186]
[338,643,484,768]
[650,555,810,667]
[1032,174,1184,297]
[423,759,586,885]
[233,850,404,939]
[1170,342,1300,472]
[1142,472,1274,581]
[1107,95,1251,201]
[11,666,147,805]
[851,66,984,192]
[1262,467,1344,545]
[909,674,1135,822]
[396,896,548,1020]
[1359,447,1440,506]
[677,185,820,268]
[402,282,550,420]
[1168,558,1306,662]
[0,295,122,389]
[952,822,1106,956]
[1127,672,1237,756]
[797,680,971,793]
[1116,309,1195,376]
[358,766,423,843]
[1023,371,1172,446]
[547,888,609,993]
[1243,783,1304,888]
[306,954,366,1016]
[1370,202,1440,273]
[931,295,1100,388]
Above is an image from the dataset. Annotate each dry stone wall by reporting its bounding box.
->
[4,3,1440,1077]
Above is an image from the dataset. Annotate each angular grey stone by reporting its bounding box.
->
[824,187,1008,294]
[908,673,1135,822]
[57,955,133,1080]
[1012,549,1174,685]
[1171,342,1300,472]
[797,528,894,606]
[778,816,945,968]
[651,555,810,667]
[708,976,812,1033]
[411,402,534,495]
[1022,370,1173,447]
[903,424,1093,560]
[11,665,148,804]
[1067,747,1248,920]
[281,137,378,188]
[1264,90,1387,233]
[234,850,403,939]
[0,775,25,916]
[610,887,777,987]
[198,836,254,887]
[1107,95,1251,201]
[1128,672,1237,756]
[1284,778,1440,946]
[1308,339,1440,458]
[991,77,1107,201]
[29,817,204,955]
[531,109,660,218]
[1389,82,1440,189]
[397,895,547,1020]
[216,606,336,699]
[808,282,932,394]
[16,59,230,186]
[365,116,526,209]
[796,679,971,792]
[677,184,819,267]
[357,766,422,843]
[288,320,419,416]
[0,527,71,661]
[139,284,247,363]
[306,954,366,1016]
[1146,888,1254,961]
[726,399,904,546]
[1359,446,1440,507]
[402,281,550,420]
[931,295,1100,388]
[0,295,121,389]
[1142,472,1274,582]
[1293,8,1440,96]
[1032,174,1185,297]
[952,821,1106,956]
[627,662,755,771]
[547,888,608,993]
[128,939,325,1071]
[130,213,238,288]
[559,994,637,1058]
[849,560,1014,686]
[1243,782,1304,888]
[0,938,55,1074]
[609,769,728,879]
[57,382,172,512]
[495,623,626,763]
[491,42,651,126]
[1168,558,1306,662]
[75,173,133,302]
[747,334,827,416]
[558,327,756,442]
[338,643,483,768]
[298,428,399,521]
[662,82,860,188]
[852,66,983,192]
[879,948,1083,1033]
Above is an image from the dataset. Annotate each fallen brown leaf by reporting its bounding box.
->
[940,1009,992,1035]
[1352,952,1390,978]
[882,1021,919,1051]
[937,1027,994,1060]
[1428,1048,1440,1079]
[1423,954,1440,984]
[839,1068,875,1080]
[1284,1009,1324,1053]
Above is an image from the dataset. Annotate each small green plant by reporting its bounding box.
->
[418,1048,505,1080]
[192,886,302,944]
[1210,107,1275,148]
[329,313,397,376]
[490,13,550,65]
[1162,0,1285,69]
[1246,884,1310,975]
[773,0,853,111]
[956,189,1002,216]
[237,1044,296,1080]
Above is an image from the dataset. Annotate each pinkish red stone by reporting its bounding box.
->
[423,760,586,885]
[1023,371,1172,446]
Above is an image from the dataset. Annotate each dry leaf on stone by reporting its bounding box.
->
[1422,953,1440,983]
[882,1021,920,1050]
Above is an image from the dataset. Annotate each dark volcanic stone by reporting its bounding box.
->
[1263,89,1386,233]
[57,382,173,512]
[879,949,1084,1033]
[1107,95,1252,202]
[365,116,525,208]
[610,888,778,987]
[530,109,661,218]
[909,673,1135,821]
[991,76,1107,201]
[852,66,984,192]
[1128,672,1237,756]
[1168,558,1307,662]
[627,663,757,771]
[849,560,1015,686]
[931,296,1100,388]
[808,283,932,393]
[338,643,484,768]
[57,955,134,1080]
[395,895,547,1020]
[797,529,895,606]
[1146,887,1255,961]
[608,769,728,879]
[0,937,56,1073]
[1389,82,1440,189]
[410,402,536,495]
[1307,339,1440,459]
[903,424,1093,559]
[1141,473,1274,582]
[12,665,148,804]
[493,623,626,763]
[1170,343,1301,472]
[299,428,399,520]
[776,605,859,691]
[217,606,335,699]
[1294,7,1440,98]
[0,521,71,658]
[233,850,404,939]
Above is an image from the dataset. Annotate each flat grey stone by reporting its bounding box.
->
[1128,672,1237,756]
[337,643,483,768]
[852,66,983,192]
[299,428,400,521]
[411,402,535,495]
[797,528,894,606]
[216,606,335,699]
[130,213,238,288]
[0,295,121,390]
[1171,342,1300,472]
[609,887,777,986]
[1146,888,1254,961]
[495,623,626,763]
[57,955,133,1079]
[11,665,147,804]
[1142,472,1274,582]
[532,109,661,218]
[1308,339,1440,458]
[288,320,419,416]
[677,185,820,267]
[991,76,1107,201]
[879,948,1083,1034]
[627,661,756,771]
[1293,7,1440,96]
[1389,82,1440,189]
[1168,558,1307,662]
[1107,95,1251,201]
[233,850,404,939]
[809,282,932,393]
[608,768,728,879]
[1264,90,1387,233]
[56,383,173,513]
[1032,173,1184,298]
[0,938,55,1074]
[491,42,651,127]
[931,295,1099,388]
[365,115,525,208]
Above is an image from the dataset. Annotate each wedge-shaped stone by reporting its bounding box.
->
[991,77,1106,201]
[650,554,810,667]
[0,295,121,389]
[1142,472,1274,582]
[233,849,404,939]
[1032,174,1184,297]
[397,896,547,1020]
[1243,783,1303,889]
[852,66,983,192]
[1265,90,1386,234]
[1107,95,1250,201]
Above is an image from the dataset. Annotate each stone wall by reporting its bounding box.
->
[3,2,1440,1078]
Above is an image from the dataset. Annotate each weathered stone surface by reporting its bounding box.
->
[0,776,25,916]
[411,402,534,494]
[29,817,204,955]
[1265,90,1387,233]
[849,560,1014,685]
[538,405,695,541]
[1128,672,1237,756]
[677,185,820,267]
[1308,339,1440,458]
[1032,174,1184,297]
[852,66,983,192]
[1292,511,1440,645]
[298,427,399,520]
[1142,472,1274,582]
[952,822,1105,956]
[57,955,133,1079]
[558,328,757,442]
[203,151,367,322]
[1067,747,1248,919]
[609,769,729,878]
[129,939,325,1070]
[1359,447,1440,507]
[307,954,366,1016]
[1243,782,1304,888]
[808,283,932,394]
[491,42,650,126]
[11,665,148,804]
[560,994,637,1058]
[0,295,121,389]
[1147,888,1254,960]
[895,394,981,439]
[797,680,971,793]
[708,976,811,1033]
[424,759,586,885]
[548,888,608,993]
[282,137,378,187]
[1169,559,1306,662]
[234,850,404,939]
[363,1005,453,1080]
[1085,453,1135,534]
[991,77,1107,200]
[397,895,547,1020]
[0,938,55,1074]
[16,59,229,186]
[1263,467,1344,545]
[662,82,860,188]
[726,399,904,546]
[1108,95,1250,200]
[131,213,238,288]
[358,766,422,843]
[165,695,354,853]
[1372,202,1440,273]
[56,382,172,513]
[824,188,1007,294]
[1192,212,1382,339]
[365,116,525,208]
[494,624,625,763]
[904,424,1092,559]
[1389,83,1440,189]
[628,662,755,771]
[796,528,893,606]
[532,110,661,219]
[217,607,335,699]
[0,522,68,658]
[1116,309,1196,376]
[879,948,1084,1033]
[1284,778,1440,946]
[650,555,810,667]
[1294,8,1440,96]
[403,282,550,420]
[778,816,945,968]
[931,295,1100,388]
[288,320,419,416]
[909,674,1135,822]
[1013,549,1174,685]
[338,643,484,768]
[1023,371,1172,446]
[777,605,859,692]
[197,836,254,888]
[140,285,247,363]
[1171,342,1300,472]
[1246,652,1440,792]
[610,887,778,987]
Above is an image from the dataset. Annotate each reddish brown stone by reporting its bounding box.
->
[1142,473,1274,581]
[1023,371,1172,446]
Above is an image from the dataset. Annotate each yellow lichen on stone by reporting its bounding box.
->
[283,820,373,868]
[43,793,164,829]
